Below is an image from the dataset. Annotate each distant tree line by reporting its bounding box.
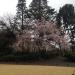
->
[0,0,75,61]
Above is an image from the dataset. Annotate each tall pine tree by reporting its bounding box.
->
[15,0,28,31]
[28,0,56,21]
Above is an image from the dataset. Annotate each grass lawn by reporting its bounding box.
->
[0,64,75,75]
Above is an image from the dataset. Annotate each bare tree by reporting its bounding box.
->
[0,14,16,32]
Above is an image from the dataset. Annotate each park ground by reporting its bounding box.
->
[0,64,75,75]
[0,57,75,75]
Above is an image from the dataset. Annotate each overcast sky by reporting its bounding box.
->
[0,0,75,16]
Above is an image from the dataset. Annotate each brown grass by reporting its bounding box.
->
[0,64,75,75]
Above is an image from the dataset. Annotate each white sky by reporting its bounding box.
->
[0,0,75,16]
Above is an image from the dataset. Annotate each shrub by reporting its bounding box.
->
[64,51,75,62]
[0,50,59,62]
[0,30,16,53]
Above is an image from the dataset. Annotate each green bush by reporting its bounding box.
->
[0,30,16,54]
[0,50,59,62]
[64,51,75,61]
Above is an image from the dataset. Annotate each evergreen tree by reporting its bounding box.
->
[57,4,75,29]
[56,4,75,49]
[56,13,62,28]
[28,0,56,21]
[15,0,28,31]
